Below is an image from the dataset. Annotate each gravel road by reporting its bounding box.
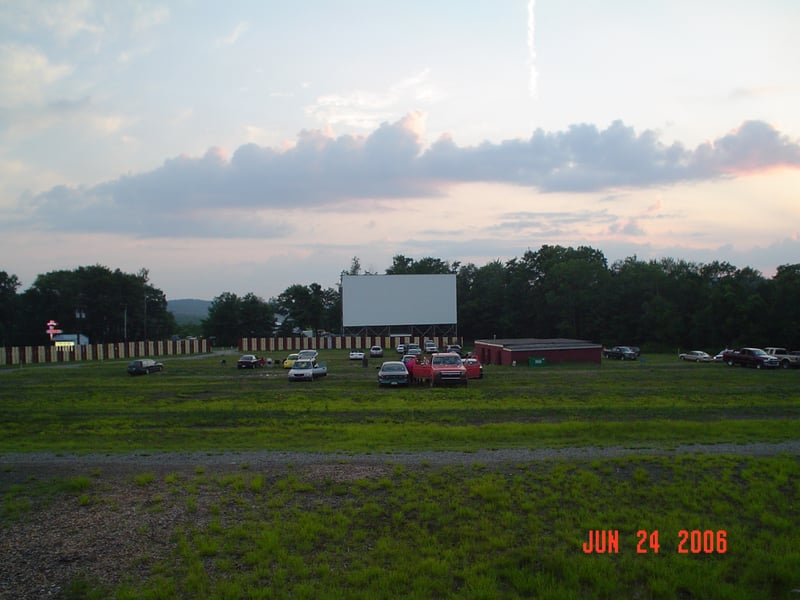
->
[3,440,800,476]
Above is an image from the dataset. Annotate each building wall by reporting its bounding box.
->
[474,341,602,365]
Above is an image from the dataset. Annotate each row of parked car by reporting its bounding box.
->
[378,353,483,387]
[232,347,484,387]
[678,347,800,369]
[347,342,464,361]
[235,349,329,382]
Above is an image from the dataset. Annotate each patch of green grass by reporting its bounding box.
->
[2,352,799,597]
[0,353,797,453]
[93,456,799,599]
[61,476,92,493]
[133,472,155,486]
[2,474,97,522]
[2,484,33,520]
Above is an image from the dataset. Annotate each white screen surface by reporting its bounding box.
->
[342,274,457,327]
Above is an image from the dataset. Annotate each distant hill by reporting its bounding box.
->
[168,298,212,324]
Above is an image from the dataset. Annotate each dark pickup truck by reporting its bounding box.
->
[603,346,638,360]
[721,348,779,369]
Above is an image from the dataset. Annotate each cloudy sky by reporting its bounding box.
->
[2,1,799,300]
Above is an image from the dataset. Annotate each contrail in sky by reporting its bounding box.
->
[527,0,538,98]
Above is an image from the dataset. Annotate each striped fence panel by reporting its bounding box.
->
[0,338,210,366]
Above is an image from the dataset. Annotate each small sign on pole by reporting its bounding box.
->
[46,320,63,340]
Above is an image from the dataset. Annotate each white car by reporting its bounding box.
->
[679,350,712,362]
[713,349,732,362]
[349,350,365,360]
[370,345,384,358]
[298,349,319,360]
[288,359,327,382]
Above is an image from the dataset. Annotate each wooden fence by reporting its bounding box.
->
[239,335,461,355]
[1,338,209,366]
[1,335,462,366]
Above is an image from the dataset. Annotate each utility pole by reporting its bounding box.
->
[143,292,147,341]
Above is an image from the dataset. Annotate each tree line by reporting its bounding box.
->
[0,265,176,346]
[2,246,799,350]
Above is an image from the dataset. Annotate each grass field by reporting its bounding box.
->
[1,351,799,598]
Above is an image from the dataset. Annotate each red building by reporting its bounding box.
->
[473,338,602,366]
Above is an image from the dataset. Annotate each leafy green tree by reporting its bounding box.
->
[729,267,770,346]
[347,256,362,276]
[546,253,610,340]
[203,293,242,346]
[17,265,174,344]
[385,254,414,274]
[321,286,342,333]
[202,292,276,346]
[698,261,739,349]
[277,284,312,334]
[0,271,21,345]
[768,264,800,348]
[276,283,340,335]
[240,293,278,338]
[502,245,608,339]
[457,261,513,339]
[385,255,459,275]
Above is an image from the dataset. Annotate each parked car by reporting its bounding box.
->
[298,349,319,360]
[395,343,406,354]
[764,347,800,369]
[424,341,439,353]
[603,346,638,360]
[463,357,484,379]
[127,359,164,375]
[237,354,263,369]
[446,344,462,356]
[679,350,712,363]
[282,353,300,369]
[377,361,409,387]
[713,349,733,362]
[429,352,468,386]
[287,359,328,381]
[349,349,365,360]
[370,345,384,358]
[721,348,779,369]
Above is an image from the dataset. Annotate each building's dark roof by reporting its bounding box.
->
[474,338,601,351]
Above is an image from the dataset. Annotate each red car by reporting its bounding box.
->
[463,357,484,379]
[237,354,264,369]
[428,352,468,386]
